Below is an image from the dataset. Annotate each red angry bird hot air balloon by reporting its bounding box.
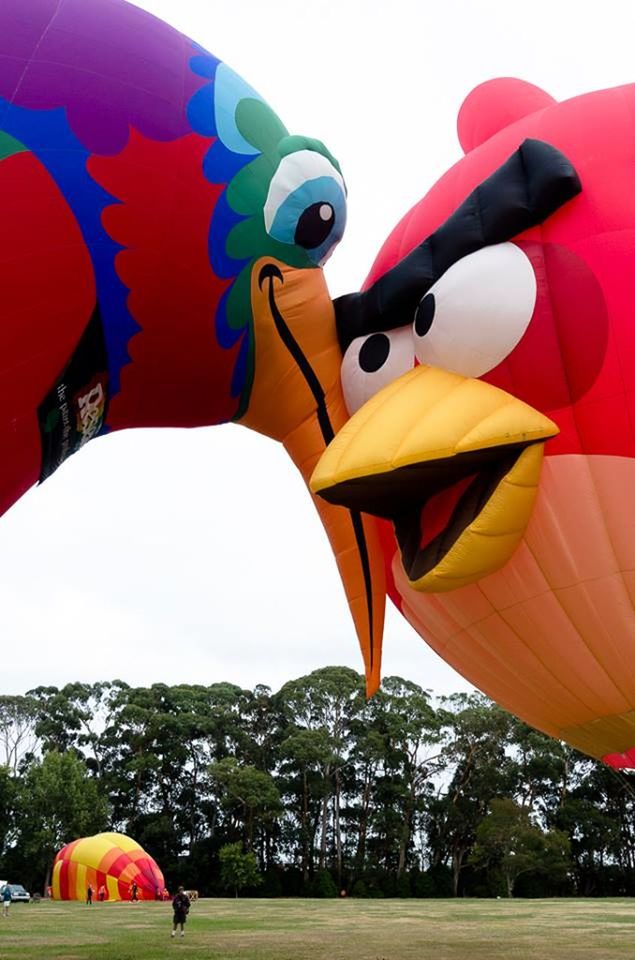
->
[312,78,635,769]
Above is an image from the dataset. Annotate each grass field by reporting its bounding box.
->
[1,897,634,960]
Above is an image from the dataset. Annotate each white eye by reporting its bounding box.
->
[341,327,414,415]
[413,242,536,377]
[264,150,347,265]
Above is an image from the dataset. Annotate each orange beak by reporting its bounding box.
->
[237,257,386,693]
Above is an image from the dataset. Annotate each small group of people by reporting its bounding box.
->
[85,883,109,905]
[83,878,192,938]
[87,879,141,905]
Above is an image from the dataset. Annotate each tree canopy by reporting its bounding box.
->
[1,670,634,898]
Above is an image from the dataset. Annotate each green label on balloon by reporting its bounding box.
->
[38,306,109,482]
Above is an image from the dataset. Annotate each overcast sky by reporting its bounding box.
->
[3,0,635,697]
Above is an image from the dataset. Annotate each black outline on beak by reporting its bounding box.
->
[258,263,376,669]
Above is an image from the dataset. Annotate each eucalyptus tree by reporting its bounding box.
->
[15,751,108,892]
[427,692,517,895]
[555,760,635,894]
[0,695,39,773]
[277,726,331,883]
[507,718,577,821]
[27,681,123,775]
[349,677,441,881]
[469,797,571,897]
[0,765,16,862]
[208,756,281,855]
[275,667,363,884]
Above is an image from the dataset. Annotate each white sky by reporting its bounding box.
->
[3,0,635,697]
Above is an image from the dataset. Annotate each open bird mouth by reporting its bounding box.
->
[311,366,558,591]
[397,445,526,581]
[319,440,545,589]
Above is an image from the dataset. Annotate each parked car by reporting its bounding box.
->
[3,884,31,903]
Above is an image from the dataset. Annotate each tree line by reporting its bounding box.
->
[1,667,634,899]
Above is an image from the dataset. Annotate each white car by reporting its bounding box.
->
[3,884,31,903]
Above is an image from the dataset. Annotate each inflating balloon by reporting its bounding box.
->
[52,832,164,901]
[312,78,635,768]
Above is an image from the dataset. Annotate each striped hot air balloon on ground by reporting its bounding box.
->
[52,832,164,902]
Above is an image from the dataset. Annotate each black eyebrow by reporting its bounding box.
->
[335,138,581,352]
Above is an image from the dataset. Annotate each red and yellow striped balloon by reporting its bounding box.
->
[52,832,164,901]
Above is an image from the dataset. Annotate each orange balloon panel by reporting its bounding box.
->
[395,455,635,761]
[52,833,164,902]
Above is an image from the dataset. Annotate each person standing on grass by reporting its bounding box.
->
[2,885,11,918]
[86,883,93,906]
[130,880,139,902]
[171,886,190,939]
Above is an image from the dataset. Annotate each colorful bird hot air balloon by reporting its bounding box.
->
[311,77,635,769]
[0,0,385,687]
[52,832,164,901]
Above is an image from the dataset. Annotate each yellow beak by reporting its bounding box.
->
[311,364,558,591]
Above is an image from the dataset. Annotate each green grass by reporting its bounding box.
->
[1,897,635,959]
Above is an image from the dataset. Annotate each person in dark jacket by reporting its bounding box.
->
[86,883,93,906]
[171,886,190,938]
[2,885,12,918]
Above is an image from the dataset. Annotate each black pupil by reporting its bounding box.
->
[294,202,335,249]
[359,333,390,373]
[415,292,435,337]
